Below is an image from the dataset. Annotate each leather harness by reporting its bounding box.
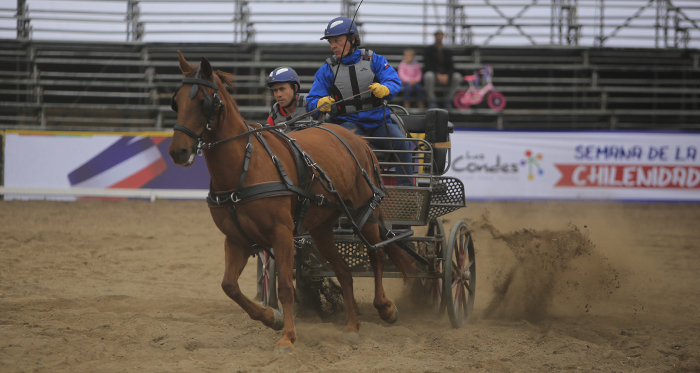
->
[172,72,387,258]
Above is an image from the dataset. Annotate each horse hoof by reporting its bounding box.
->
[274,345,293,355]
[271,308,284,331]
[384,304,399,324]
[340,332,360,344]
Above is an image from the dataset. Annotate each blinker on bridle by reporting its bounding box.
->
[171,66,289,153]
[172,67,223,155]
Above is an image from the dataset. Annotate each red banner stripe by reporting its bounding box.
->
[555,164,700,188]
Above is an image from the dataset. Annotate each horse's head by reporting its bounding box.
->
[168,51,225,166]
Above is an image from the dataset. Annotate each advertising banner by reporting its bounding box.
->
[445,130,700,201]
[3,131,209,200]
[4,129,699,202]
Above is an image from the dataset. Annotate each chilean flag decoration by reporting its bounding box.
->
[68,136,167,189]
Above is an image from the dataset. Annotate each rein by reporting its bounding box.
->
[282,88,371,129]
[173,74,370,154]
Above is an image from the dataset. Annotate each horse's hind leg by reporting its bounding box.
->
[308,220,360,338]
[362,222,399,323]
[220,237,282,330]
[269,228,297,353]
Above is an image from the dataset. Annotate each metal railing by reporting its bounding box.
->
[0,0,698,48]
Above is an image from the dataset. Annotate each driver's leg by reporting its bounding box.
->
[371,123,414,186]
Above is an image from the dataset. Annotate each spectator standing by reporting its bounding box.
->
[422,30,462,109]
[397,48,424,109]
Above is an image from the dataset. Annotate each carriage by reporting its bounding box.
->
[170,53,476,352]
[256,105,476,328]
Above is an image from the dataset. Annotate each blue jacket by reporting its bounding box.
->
[306,48,401,131]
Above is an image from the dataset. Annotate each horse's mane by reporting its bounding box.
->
[215,70,235,90]
[213,69,241,115]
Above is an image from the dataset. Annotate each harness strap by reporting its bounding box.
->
[254,131,295,186]
[207,126,385,252]
[293,129,381,251]
[173,124,200,141]
[233,133,254,199]
[208,182,296,206]
[182,77,218,91]
[377,224,429,265]
[270,132,312,235]
[316,126,386,199]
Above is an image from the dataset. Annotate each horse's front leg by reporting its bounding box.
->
[221,237,282,330]
[269,228,297,354]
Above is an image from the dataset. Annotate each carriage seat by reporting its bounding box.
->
[393,108,452,175]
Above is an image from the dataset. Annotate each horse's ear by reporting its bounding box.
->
[177,50,191,76]
[200,56,213,79]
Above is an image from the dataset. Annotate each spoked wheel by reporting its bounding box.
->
[258,251,278,309]
[415,218,447,318]
[453,91,471,109]
[487,91,506,111]
[443,221,476,328]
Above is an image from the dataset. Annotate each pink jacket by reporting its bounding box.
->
[398,61,422,84]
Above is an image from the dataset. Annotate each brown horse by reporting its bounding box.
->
[168,52,413,354]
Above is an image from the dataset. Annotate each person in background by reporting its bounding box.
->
[306,16,414,186]
[422,30,462,109]
[397,48,424,109]
[266,66,310,131]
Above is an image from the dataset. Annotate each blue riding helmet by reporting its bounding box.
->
[321,16,359,40]
[267,67,301,90]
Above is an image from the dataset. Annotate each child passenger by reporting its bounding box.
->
[397,48,425,109]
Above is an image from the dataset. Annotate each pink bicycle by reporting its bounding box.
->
[453,64,506,111]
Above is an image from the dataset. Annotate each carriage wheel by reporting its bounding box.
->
[259,251,278,309]
[487,91,506,111]
[443,221,476,328]
[453,91,471,109]
[424,218,447,318]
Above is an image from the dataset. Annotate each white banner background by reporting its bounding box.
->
[2,131,210,200]
[445,131,700,201]
[4,130,700,201]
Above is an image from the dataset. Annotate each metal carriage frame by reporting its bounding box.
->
[258,106,476,328]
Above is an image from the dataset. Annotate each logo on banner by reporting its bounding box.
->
[521,149,543,180]
[451,152,519,174]
[68,137,168,188]
[554,164,700,189]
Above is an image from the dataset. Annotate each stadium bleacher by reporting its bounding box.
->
[0,39,698,131]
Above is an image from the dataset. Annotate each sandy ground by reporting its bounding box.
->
[1,199,699,372]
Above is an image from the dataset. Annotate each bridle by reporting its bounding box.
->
[171,67,224,155]
[171,67,289,154]
[170,66,372,154]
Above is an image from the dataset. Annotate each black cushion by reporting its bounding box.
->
[391,108,452,175]
[397,108,450,143]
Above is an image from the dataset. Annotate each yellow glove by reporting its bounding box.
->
[369,83,390,98]
[317,96,335,112]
